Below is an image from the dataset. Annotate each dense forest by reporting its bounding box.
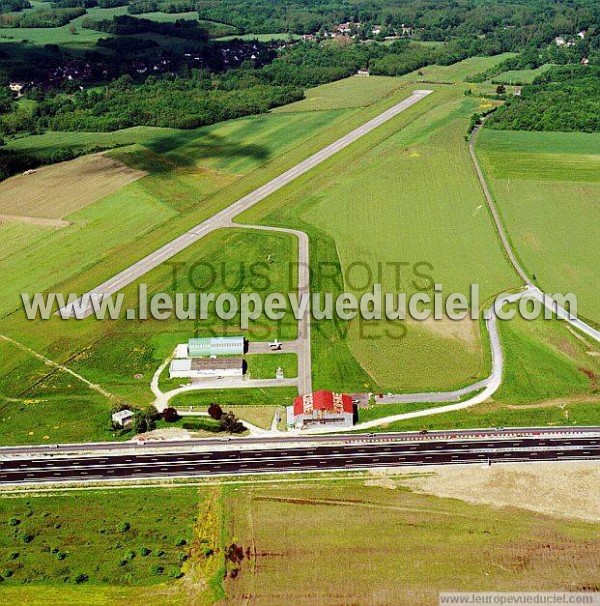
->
[487,65,600,132]
[191,0,600,41]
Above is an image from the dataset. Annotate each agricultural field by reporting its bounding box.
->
[0,109,342,317]
[2,473,599,604]
[477,128,600,324]
[399,52,516,82]
[0,154,145,221]
[221,480,600,605]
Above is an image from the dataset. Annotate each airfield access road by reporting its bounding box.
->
[60,89,432,320]
[2,432,599,485]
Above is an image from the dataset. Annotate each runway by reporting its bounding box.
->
[2,432,599,485]
[59,89,433,319]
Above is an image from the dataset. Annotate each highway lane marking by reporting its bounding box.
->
[5,453,600,483]
[6,445,600,472]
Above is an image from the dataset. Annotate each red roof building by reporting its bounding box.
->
[289,390,355,429]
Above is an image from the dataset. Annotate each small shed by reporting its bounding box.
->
[112,409,134,428]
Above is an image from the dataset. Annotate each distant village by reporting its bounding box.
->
[301,21,414,42]
[6,38,282,97]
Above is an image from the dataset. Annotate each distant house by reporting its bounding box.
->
[514,86,522,96]
[287,390,356,429]
[581,57,590,65]
[577,30,586,39]
[554,36,566,46]
[169,357,245,379]
[8,82,25,98]
[112,409,134,428]
[357,69,370,77]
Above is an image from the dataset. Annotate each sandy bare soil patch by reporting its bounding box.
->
[0,153,145,220]
[381,461,600,522]
[0,213,70,227]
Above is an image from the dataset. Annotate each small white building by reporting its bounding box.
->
[112,409,134,427]
[554,36,566,46]
[169,357,244,379]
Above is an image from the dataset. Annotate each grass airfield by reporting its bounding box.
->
[0,56,599,445]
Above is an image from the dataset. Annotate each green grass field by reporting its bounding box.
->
[245,353,298,379]
[240,83,519,392]
[0,7,212,56]
[496,312,600,405]
[171,387,297,409]
[477,129,600,324]
[0,488,197,586]
[491,63,556,84]
[400,53,516,82]
[273,75,408,112]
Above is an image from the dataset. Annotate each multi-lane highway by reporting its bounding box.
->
[2,430,599,485]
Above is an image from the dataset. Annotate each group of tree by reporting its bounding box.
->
[207,403,246,433]
[0,6,85,28]
[127,0,195,15]
[0,0,30,14]
[487,65,600,132]
[191,0,600,44]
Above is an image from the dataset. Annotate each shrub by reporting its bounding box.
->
[56,552,67,561]
[208,403,223,420]
[162,407,179,422]
[117,522,130,533]
[151,565,164,575]
[74,573,89,584]
[175,538,186,547]
[8,518,20,526]
[139,547,151,556]
[22,533,34,544]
